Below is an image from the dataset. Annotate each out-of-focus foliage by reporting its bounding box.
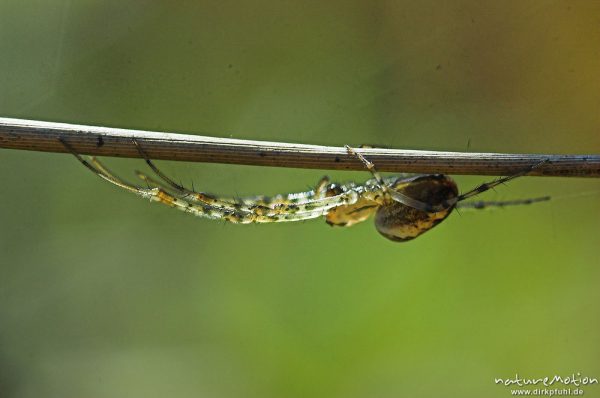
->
[1,2,599,397]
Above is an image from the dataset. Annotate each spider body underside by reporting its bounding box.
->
[60,140,549,242]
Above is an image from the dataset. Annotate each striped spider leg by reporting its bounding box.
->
[60,139,367,224]
[131,140,334,213]
[342,145,549,241]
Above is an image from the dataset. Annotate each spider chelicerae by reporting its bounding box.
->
[61,139,549,242]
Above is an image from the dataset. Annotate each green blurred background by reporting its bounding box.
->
[1,1,599,397]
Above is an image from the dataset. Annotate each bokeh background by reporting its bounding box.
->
[1,1,599,397]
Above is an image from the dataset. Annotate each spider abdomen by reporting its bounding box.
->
[375,174,458,242]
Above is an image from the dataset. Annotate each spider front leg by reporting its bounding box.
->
[62,138,363,224]
[134,139,311,208]
[345,145,435,212]
[60,138,243,220]
[133,140,359,217]
[247,175,332,206]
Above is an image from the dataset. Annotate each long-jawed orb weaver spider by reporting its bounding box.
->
[60,139,549,242]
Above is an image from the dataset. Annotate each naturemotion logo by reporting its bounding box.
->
[494,373,597,396]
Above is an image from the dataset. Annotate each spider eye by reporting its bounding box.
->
[375,175,459,242]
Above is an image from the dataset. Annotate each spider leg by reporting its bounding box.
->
[60,138,146,196]
[133,139,360,216]
[456,196,550,210]
[252,175,333,205]
[132,139,231,207]
[243,177,331,206]
[314,175,330,198]
[133,139,284,212]
[241,175,333,210]
[132,139,189,193]
[345,145,387,189]
[95,159,340,223]
[135,170,179,192]
[345,145,435,212]
[448,160,549,208]
[133,139,323,209]
[115,159,347,223]
[128,158,358,221]
[62,139,362,223]
[61,138,255,222]
[144,166,357,217]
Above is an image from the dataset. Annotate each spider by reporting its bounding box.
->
[60,139,549,242]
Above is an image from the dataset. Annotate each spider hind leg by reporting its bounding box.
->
[448,159,549,208]
[456,196,551,210]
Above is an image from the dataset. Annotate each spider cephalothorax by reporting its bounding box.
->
[60,139,548,242]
